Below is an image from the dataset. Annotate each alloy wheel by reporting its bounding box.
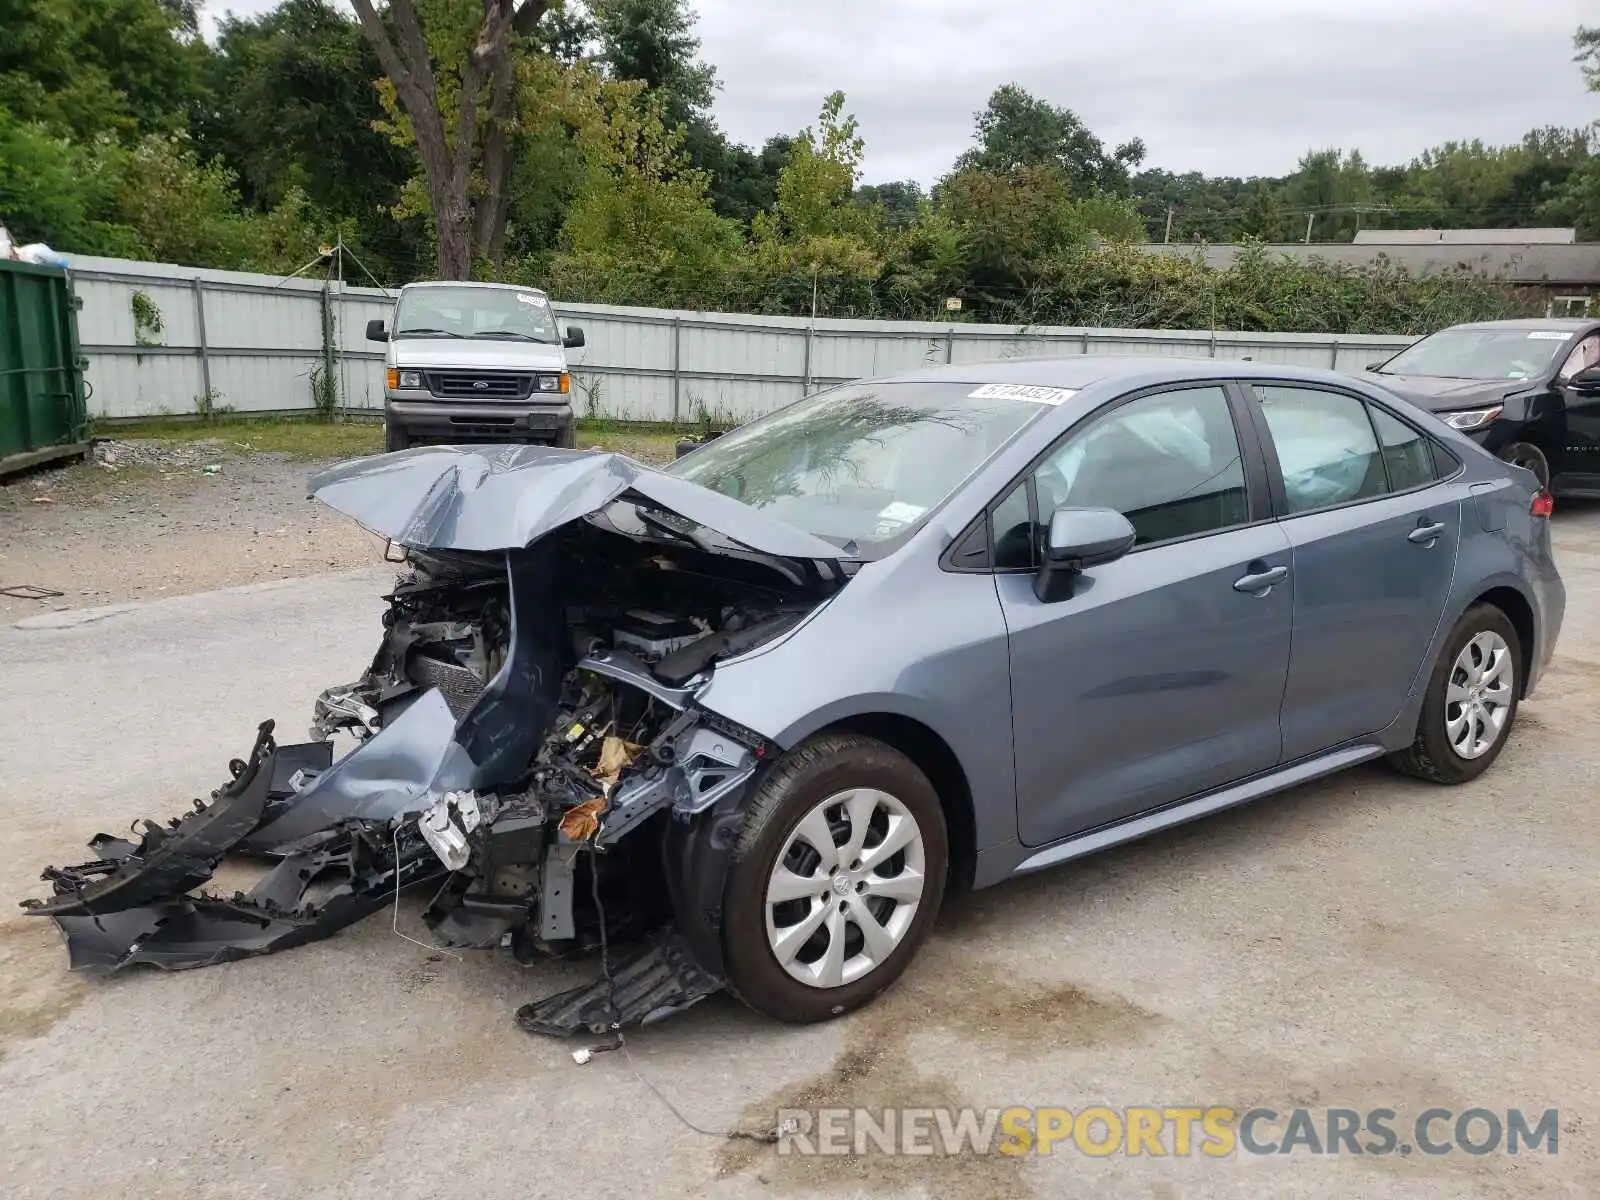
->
[763,788,927,989]
[1446,631,1514,760]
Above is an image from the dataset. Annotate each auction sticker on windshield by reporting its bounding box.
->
[968,384,1078,404]
[1527,331,1571,339]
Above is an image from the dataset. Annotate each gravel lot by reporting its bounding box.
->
[0,441,383,620]
[1,478,1598,1198]
[0,431,679,620]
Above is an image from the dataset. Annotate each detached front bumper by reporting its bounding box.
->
[385,395,574,442]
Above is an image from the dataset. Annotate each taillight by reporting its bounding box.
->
[1531,490,1554,518]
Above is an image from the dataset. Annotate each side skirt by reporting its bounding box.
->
[992,743,1385,883]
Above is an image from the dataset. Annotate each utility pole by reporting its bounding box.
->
[1163,206,1174,244]
[1304,213,1315,244]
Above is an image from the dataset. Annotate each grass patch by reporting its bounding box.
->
[100,416,691,465]
[104,417,384,460]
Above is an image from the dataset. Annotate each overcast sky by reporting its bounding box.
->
[206,0,1596,185]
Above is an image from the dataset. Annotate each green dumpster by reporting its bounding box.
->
[0,258,89,477]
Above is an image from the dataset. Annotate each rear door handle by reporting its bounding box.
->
[1233,565,1288,593]
[1408,521,1446,544]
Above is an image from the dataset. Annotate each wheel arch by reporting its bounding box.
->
[1471,584,1536,698]
[811,712,978,893]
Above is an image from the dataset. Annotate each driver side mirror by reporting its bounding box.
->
[1034,507,1137,603]
[1568,365,1600,392]
[562,325,585,349]
[366,319,388,343]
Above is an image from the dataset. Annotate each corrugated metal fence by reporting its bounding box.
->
[69,254,1421,423]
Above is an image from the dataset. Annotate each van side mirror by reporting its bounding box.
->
[562,325,585,349]
[1034,507,1136,603]
[366,319,388,343]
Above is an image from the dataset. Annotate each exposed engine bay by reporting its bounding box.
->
[21,448,851,1037]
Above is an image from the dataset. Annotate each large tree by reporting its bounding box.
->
[0,0,207,140]
[201,0,422,280]
[350,0,553,277]
[590,0,715,127]
[955,84,1145,196]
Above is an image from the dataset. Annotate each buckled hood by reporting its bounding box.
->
[308,445,848,561]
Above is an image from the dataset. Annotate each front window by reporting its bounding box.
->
[667,381,1062,555]
[393,286,560,344]
[1559,333,1600,379]
[1377,327,1570,382]
[991,385,1249,568]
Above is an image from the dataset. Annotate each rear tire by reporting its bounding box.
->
[721,734,947,1023]
[1498,441,1550,492]
[384,421,410,453]
[1388,603,1521,785]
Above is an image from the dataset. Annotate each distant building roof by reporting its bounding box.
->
[1142,241,1600,287]
[1352,227,1575,245]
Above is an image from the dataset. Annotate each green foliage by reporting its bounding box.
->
[198,0,423,282]
[750,93,882,283]
[1003,242,1517,334]
[0,116,142,254]
[590,0,717,127]
[115,136,266,268]
[131,291,164,346]
[955,85,1146,196]
[1576,24,1600,91]
[0,0,206,139]
[544,79,743,304]
[308,361,338,419]
[0,0,1577,340]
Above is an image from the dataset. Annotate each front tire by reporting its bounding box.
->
[722,734,948,1023]
[1388,604,1521,784]
[1498,441,1550,492]
[384,421,410,453]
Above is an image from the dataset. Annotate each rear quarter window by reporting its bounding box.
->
[1368,405,1435,491]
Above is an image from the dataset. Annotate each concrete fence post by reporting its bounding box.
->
[191,277,213,403]
[671,315,682,424]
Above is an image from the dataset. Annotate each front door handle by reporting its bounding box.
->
[1408,521,1446,545]
[1233,565,1288,593]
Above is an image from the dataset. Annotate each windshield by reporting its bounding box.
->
[666,381,1064,555]
[1378,327,1571,381]
[393,286,560,343]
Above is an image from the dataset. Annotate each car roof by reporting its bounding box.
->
[400,281,548,296]
[871,354,1365,391]
[1439,317,1598,332]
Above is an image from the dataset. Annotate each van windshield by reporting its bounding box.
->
[393,286,560,344]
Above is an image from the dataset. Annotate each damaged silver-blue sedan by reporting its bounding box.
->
[23,358,1564,1037]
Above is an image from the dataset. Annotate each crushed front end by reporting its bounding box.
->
[22,449,848,1036]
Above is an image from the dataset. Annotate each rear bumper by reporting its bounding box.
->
[1527,557,1565,699]
[385,396,573,441]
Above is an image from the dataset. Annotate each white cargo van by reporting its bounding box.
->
[365,281,586,451]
